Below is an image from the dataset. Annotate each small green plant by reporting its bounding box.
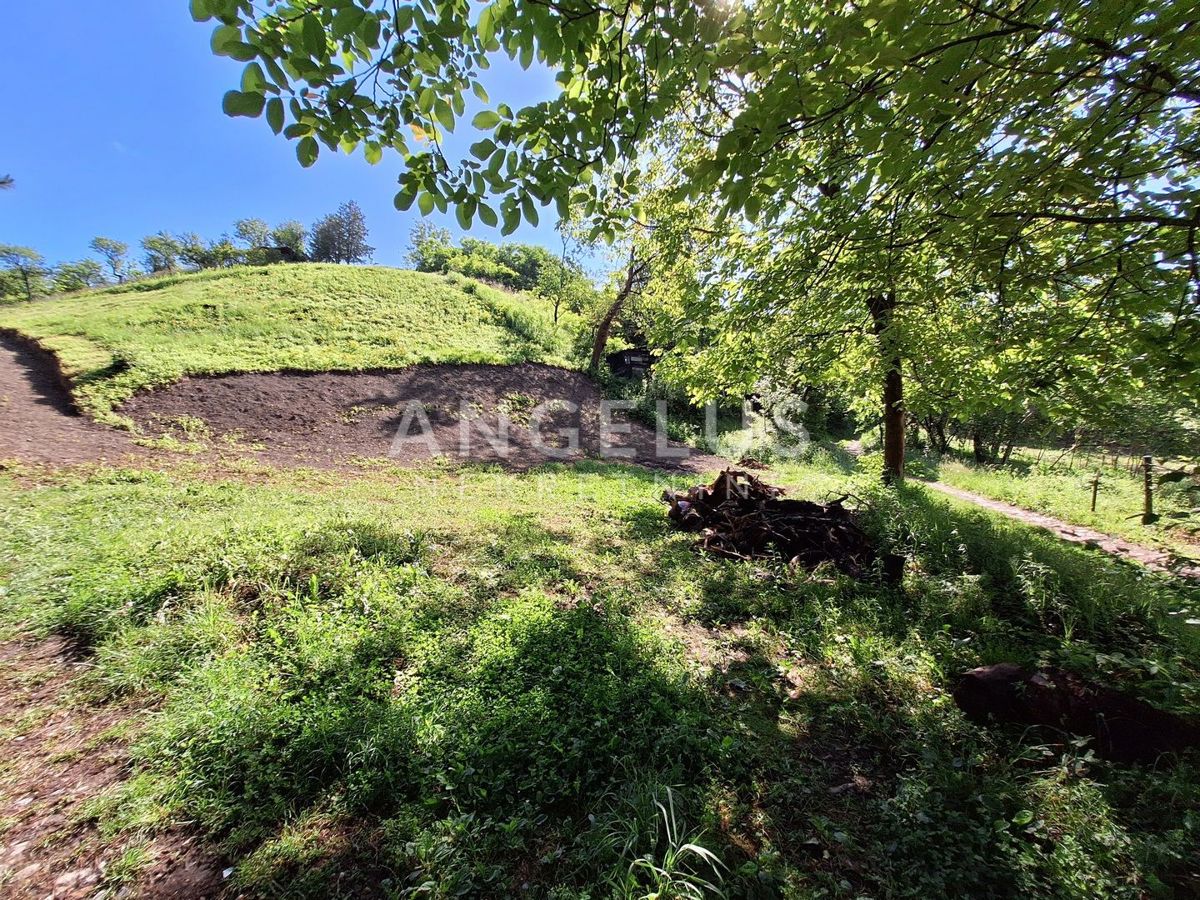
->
[608,788,726,900]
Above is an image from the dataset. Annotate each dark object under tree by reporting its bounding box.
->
[953,663,1200,763]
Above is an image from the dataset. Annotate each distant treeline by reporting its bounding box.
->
[0,201,372,303]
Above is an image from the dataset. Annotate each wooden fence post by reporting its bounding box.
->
[1142,455,1154,524]
[1091,474,1100,512]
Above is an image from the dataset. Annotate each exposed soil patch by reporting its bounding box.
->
[0,637,224,898]
[119,363,723,473]
[0,333,139,466]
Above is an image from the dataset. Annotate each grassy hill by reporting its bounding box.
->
[0,264,581,421]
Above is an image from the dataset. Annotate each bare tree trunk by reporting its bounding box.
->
[589,251,646,374]
[867,292,904,483]
[973,430,988,463]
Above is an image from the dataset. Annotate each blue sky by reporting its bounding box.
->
[0,1,564,270]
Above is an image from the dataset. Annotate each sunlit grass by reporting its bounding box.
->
[2,460,1197,896]
[0,264,581,422]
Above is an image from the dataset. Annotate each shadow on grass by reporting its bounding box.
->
[21,467,1200,897]
[125,513,725,897]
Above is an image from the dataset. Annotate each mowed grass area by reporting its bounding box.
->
[924,450,1200,558]
[2,458,1198,897]
[0,265,579,421]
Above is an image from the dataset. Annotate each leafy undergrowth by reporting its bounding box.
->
[0,265,581,421]
[1,460,1198,897]
[924,452,1199,559]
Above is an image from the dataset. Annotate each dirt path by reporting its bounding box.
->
[923,480,1200,580]
[0,333,139,466]
[0,637,224,898]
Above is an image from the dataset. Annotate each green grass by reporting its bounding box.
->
[2,459,1198,897]
[0,265,581,421]
[925,450,1200,559]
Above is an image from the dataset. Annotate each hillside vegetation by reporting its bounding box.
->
[0,264,579,420]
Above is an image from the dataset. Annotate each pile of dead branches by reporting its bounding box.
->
[662,469,878,577]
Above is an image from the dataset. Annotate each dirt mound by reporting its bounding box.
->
[662,469,882,577]
[119,363,722,472]
[0,332,138,466]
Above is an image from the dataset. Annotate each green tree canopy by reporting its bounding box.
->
[234,217,272,248]
[0,245,48,303]
[53,259,107,294]
[89,237,129,283]
[203,0,1200,476]
[308,200,373,263]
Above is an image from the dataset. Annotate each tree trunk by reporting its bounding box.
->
[589,295,627,375]
[972,430,988,463]
[589,253,646,374]
[923,414,949,453]
[867,292,904,483]
[20,268,32,302]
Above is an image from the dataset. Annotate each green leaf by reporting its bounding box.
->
[226,42,258,62]
[241,62,268,93]
[359,14,381,46]
[478,203,498,227]
[434,100,456,133]
[189,0,213,22]
[418,87,436,113]
[297,136,319,168]
[1012,810,1034,827]
[472,81,489,103]
[501,200,520,235]
[266,97,285,134]
[456,201,473,230]
[521,194,538,226]
[210,24,241,56]
[364,142,383,165]
[470,139,496,160]
[418,191,435,216]
[471,110,502,129]
[222,90,265,118]
[478,4,496,44]
[331,6,366,39]
[394,190,417,212]
[302,14,325,57]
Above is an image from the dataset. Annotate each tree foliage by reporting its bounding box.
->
[407,224,594,318]
[204,0,1199,478]
[89,237,129,283]
[234,217,272,248]
[142,232,184,274]
[0,245,48,303]
[308,200,373,263]
[270,220,308,257]
[52,259,107,294]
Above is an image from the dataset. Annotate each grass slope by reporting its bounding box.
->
[0,265,579,421]
[2,458,1198,896]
